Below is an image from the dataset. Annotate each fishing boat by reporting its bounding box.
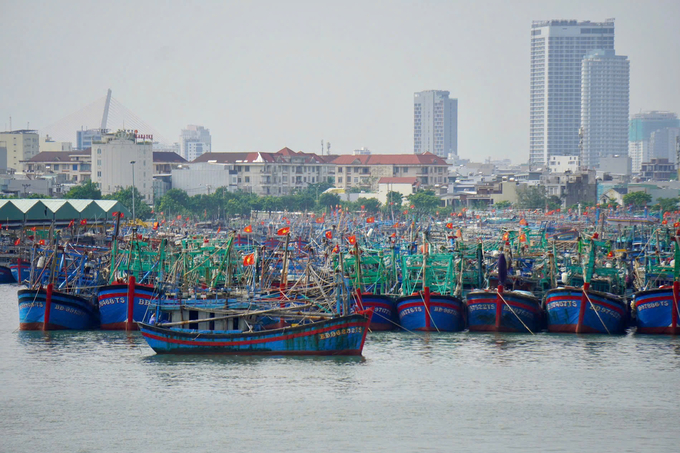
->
[467,251,544,333]
[545,235,628,334]
[138,309,373,355]
[357,293,397,331]
[98,278,158,330]
[18,283,99,330]
[396,235,465,332]
[632,230,680,335]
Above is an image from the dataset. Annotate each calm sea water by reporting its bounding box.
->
[1,284,679,452]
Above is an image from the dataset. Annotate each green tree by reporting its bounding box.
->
[517,185,549,209]
[623,191,652,208]
[318,192,341,211]
[104,186,152,220]
[357,197,381,214]
[407,190,441,214]
[64,180,101,200]
[494,200,512,210]
[654,197,679,213]
[156,189,191,217]
[385,191,403,207]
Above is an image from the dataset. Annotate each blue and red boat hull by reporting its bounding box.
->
[0,265,16,284]
[545,286,627,334]
[18,287,99,330]
[10,264,30,284]
[138,310,373,355]
[466,289,543,333]
[357,293,397,331]
[634,284,680,335]
[396,292,465,332]
[97,282,157,330]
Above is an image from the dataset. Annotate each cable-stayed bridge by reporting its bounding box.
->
[39,89,172,146]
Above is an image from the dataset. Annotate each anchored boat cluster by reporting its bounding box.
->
[9,209,680,355]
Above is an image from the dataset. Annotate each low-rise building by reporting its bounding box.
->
[640,158,676,181]
[22,150,92,183]
[173,147,333,196]
[541,170,597,207]
[332,152,448,192]
[376,177,419,205]
[548,155,580,173]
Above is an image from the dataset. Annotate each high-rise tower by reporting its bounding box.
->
[414,90,458,158]
[580,49,629,168]
[530,19,615,166]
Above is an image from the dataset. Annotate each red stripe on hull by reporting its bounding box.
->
[20,322,66,331]
[101,322,139,331]
[637,326,680,335]
[152,348,363,356]
[143,320,370,347]
[468,324,524,333]
[548,324,604,334]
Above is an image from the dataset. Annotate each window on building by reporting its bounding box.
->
[337,167,342,173]
[338,177,343,183]
[245,166,250,172]
[53,164,59,170]
[245,176,250,183]
[73,164,78,171]
[97,171,102,177]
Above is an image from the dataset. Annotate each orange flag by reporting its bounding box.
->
[446,222,453,229]
[347,235,357,245]
[519,218,528,226]
[325,230,332,239]
[366,217,375,224]
[242,253,255,266]
[316,217,324,224]
[332,245,340,254]
[80,219,87,226]
[217,226,221,233]
[277,227,290,236]
[244,225,253,233]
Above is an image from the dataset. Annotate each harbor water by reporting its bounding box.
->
[1,284,679,452]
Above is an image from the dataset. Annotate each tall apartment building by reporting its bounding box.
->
[0,130,39,172]
[179,125,211,161]
[629,111,680,173]
[580,49,629,169]
[91,130,153,203]
[414,90,458,158]
[530,19,615,166]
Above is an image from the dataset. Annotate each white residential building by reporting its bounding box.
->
[548,155,580,173]
[179,125,211,161]
[530,19,615,166]
[40,135,73,152]
[92,130,153,203]
[414,90,458,158]
[580,49,629,169]
[0,130,39,172]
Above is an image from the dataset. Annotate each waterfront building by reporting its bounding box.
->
[22,150,92,183]
[414,90,458,158]
[332,152,448,192]
[0,130,39,172]
[180,125,211,161]
[530,19,615,166]
[629,111,680,172]
[92,130,153,203]
[580,50,629,169]
[173,147,333,196]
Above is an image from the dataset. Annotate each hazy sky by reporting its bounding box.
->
[1,0,679,162]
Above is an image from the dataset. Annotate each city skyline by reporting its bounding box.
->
[1,0,678,163]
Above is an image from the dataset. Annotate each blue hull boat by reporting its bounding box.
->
[139,310,373,355]
[634,285,680,335]
[396,292,465,332]
[18,286,99,330]
[466,289,543,333]
[358,293,397,331]
[0,265,16,284]
[10,263,30,284]
[545,286,628,334]
[97,282,158,330]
